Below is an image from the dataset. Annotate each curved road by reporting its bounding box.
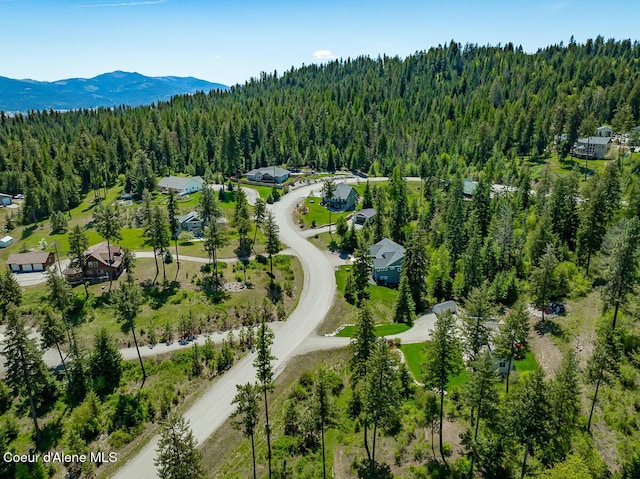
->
[113,182,337,478]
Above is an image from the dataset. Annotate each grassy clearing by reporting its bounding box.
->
[317,266,399,335]
[23,254,303,348]
[335,323,410,337]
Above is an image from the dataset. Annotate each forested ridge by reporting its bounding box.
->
[2,37,640,221]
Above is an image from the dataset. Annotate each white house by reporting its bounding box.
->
[596,125,613,137]
[158,176,205,196]
[0,236,13,248]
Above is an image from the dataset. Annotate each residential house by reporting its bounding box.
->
[0,193,12,206]
[596,125,613,137]
[245,166,290,184]
[64,242,124,282]
[570,136,611,159]
[177,211,204,237]
[369,238,406,286]
[0,236,13,248]
[158,176,205,196]
[353,208,377,225]
[323,182,358,211]
[7,252,55,272]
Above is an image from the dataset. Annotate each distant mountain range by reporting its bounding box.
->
[0,71,228,112]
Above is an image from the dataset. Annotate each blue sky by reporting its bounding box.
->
[1,0,640,86]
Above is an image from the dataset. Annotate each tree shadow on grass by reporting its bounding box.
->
[535,317,565,339]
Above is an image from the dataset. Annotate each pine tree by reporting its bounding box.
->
[38,307,67,371]
[231,383,260,479]
[149,206,171,283]
[586,325,621,432]
[350,246,372,305]
[198,185,220,226]
[252,197,266,254]
[254,316,276,478]
[111,280,146,387]
[494,300,530,393]
[89,328,122,397]
[423,310,462,463]
[155,414,206,479]
[203,217,228,287]
[363,338,401,476]
[600,217,640,329]
[504,369,550,479]
[311,368,332,479]
[321,179,337,237]
[548,351,581,461]
[263,211,280,278]
[167,189,180,277]
[530,243,558,322]
[403,226,428,310]
[93,203,122,291]
[3,305,51,447]
[68,224,89,297]
[0,269,22,319]
[461,283,494,363]
[234,188,251,256]
[393,273,415,325]
[362,180,373,209]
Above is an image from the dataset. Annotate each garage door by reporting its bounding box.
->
[33,264,44,271]
[23,264,33,272]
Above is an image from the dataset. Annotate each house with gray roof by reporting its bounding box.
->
[158,176,205,196]
[0,193,12,206]
[177,211,203,237]
[353,208,377,225]
[463,178,478,197]
[245,166,290,184]
[369,238,406,285]
[324,182,358,211]
[596,125,613,137]
[570,136,611,159]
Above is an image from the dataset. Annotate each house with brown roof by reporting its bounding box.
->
[7,252,55,272]
[64,241,124,282]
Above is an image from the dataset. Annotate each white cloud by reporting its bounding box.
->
[75,0,167,7]
[313,50,336,60]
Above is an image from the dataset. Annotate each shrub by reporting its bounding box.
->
[108,429,133,449]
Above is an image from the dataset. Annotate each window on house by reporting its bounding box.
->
[499,362,506,368]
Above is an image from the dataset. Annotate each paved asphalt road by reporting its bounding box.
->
[113,182,338,479]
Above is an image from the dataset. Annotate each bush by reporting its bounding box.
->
[163,251,173,264]
[108,429,133,449]
[256,254,268,265]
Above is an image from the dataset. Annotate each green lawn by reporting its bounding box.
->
[400,344,539,388]
[335,323,410,338]
[297,197,349,228]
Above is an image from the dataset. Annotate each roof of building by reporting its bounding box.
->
[433,300,458,315]
[7,251,52,265]
[178,211,201,223]
[577,136,611,145]
[597,125,612,131]
[369,238,406,269]
[247,166,290,178]
[158,175,205,190]
[0,192,11,198]
[85,242,122,268]
[0,236,12,243]
[354,208,377,218]
[329,182,357,201]
[463,178,478,196]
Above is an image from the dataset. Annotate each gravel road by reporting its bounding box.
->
[113,183,337,479]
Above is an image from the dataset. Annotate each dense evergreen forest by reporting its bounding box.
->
[2,36,640,221]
